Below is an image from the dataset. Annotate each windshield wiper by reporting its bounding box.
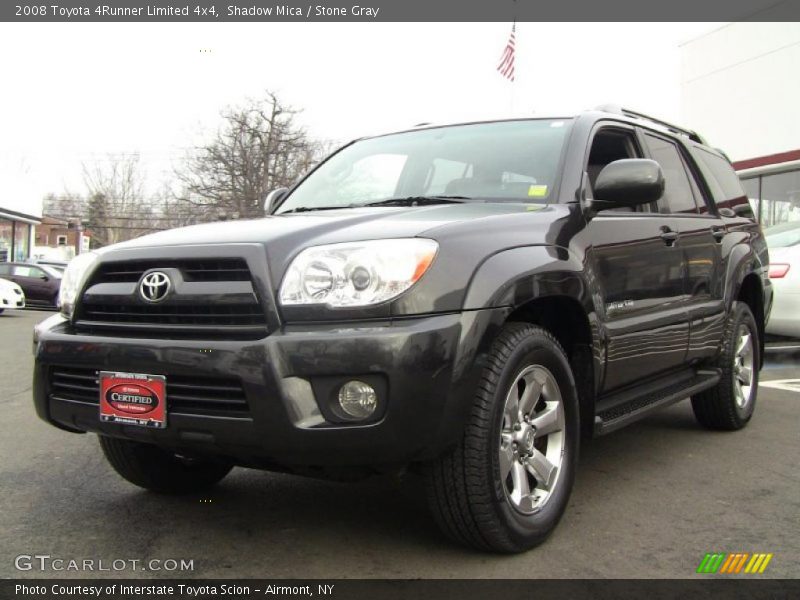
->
[278,205,355,214]
[363,195,471,207]
[279,195,470,214]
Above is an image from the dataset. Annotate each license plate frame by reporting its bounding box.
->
[99,371,167,429]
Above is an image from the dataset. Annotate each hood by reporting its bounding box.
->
[115,202,550,250]
[110,202,568,268]
[100,202,575,300]
[0,277,20,292]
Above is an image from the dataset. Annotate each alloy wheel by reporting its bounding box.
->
[499,365,566,514]
[733,324,755,409]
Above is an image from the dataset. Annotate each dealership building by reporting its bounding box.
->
[681,22,800,228]
[0,206,40,263]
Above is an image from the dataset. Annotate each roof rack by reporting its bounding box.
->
[594,104,706,145]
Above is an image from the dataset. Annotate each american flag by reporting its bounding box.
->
[497,23,516,81]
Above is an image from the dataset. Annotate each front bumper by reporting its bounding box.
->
[33,309,506,468]
[0,290,25,309]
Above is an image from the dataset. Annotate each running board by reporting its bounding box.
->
[593,370,721,436]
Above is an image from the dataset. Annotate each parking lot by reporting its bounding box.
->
[1,309,798,579]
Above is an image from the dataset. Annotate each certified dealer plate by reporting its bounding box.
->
[99,371,167,429]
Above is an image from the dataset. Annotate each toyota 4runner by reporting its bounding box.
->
[33,107,772,552]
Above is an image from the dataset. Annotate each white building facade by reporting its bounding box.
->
[681,22,800,227]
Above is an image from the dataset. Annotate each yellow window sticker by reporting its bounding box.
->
[527,185,548,198]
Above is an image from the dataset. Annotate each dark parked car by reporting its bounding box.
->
[33,107,771,553]
[29,258,69,272]
[0,262,61,308]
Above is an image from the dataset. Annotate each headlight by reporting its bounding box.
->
[59,252,99,317]
[279,239,438,308]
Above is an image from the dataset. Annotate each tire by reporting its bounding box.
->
[99,435,233,494]
[425,323,580,553]
[691,301,760,430]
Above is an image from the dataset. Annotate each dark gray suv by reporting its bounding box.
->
[33,107,771,552]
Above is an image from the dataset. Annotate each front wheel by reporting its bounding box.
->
[425,323,580,553]
[691,301,760,430]
[99,436,233,494]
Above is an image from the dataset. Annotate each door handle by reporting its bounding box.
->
[660,227,679,246]
[711,226,726,242]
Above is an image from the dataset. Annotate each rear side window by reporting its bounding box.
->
[695,148,745,201]
[0,264,10,275]
[692,146,755,219]
[643,134,698,214]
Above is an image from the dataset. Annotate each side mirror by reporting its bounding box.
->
[264,188,289,214]
[40,275,49,281]
[592,159,664,210]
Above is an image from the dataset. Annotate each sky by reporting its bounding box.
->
[0,22,721,217]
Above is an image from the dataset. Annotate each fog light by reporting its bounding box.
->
[338,380,377,419]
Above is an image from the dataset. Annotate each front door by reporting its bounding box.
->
[582,125,689,394]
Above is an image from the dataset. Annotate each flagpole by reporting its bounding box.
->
[495,2,518,115]
[509,22,516,115]
[510,1,517,115]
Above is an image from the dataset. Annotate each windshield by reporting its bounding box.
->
[765,221,800,248]
[277,119,573,213]
[40,265,63,279]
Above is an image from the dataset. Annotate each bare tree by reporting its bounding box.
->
[82,154,154,246]
[176,91,324,220]
[42,192,87,221]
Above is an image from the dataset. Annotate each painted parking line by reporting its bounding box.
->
[760,379,800,393]
[765,344,800,352]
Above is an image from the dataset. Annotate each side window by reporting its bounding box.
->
[684,158,712,214]
[696,149,745,200]
[12,265,34,277]
[0,264,10,276]
[643,134,698,214]
[587,128,642,212]
[694,147,754,220]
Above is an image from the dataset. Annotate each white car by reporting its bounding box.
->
[0,277,26,314]
[765,222,800,339]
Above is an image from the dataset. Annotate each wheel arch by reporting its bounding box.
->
[462,245,600,437]
[736,272,766,368]
[506,295,597,438]
[724,240,767,369]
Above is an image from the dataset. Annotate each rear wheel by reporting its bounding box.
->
[691,302,760,430]
[425,323,579,552]
[99,436,233,494]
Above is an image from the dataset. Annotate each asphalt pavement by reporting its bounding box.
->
[1,309,798,579]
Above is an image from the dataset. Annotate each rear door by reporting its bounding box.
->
[583,124,689,393]
[640,132,727,362]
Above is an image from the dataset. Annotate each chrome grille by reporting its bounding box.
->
[75,258,268,339]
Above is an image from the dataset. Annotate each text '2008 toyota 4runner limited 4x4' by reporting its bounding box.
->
[33,106,772,553]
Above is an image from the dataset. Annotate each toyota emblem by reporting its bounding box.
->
[139,271,171,303]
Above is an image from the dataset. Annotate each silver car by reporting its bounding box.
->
[765,222,800,339]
